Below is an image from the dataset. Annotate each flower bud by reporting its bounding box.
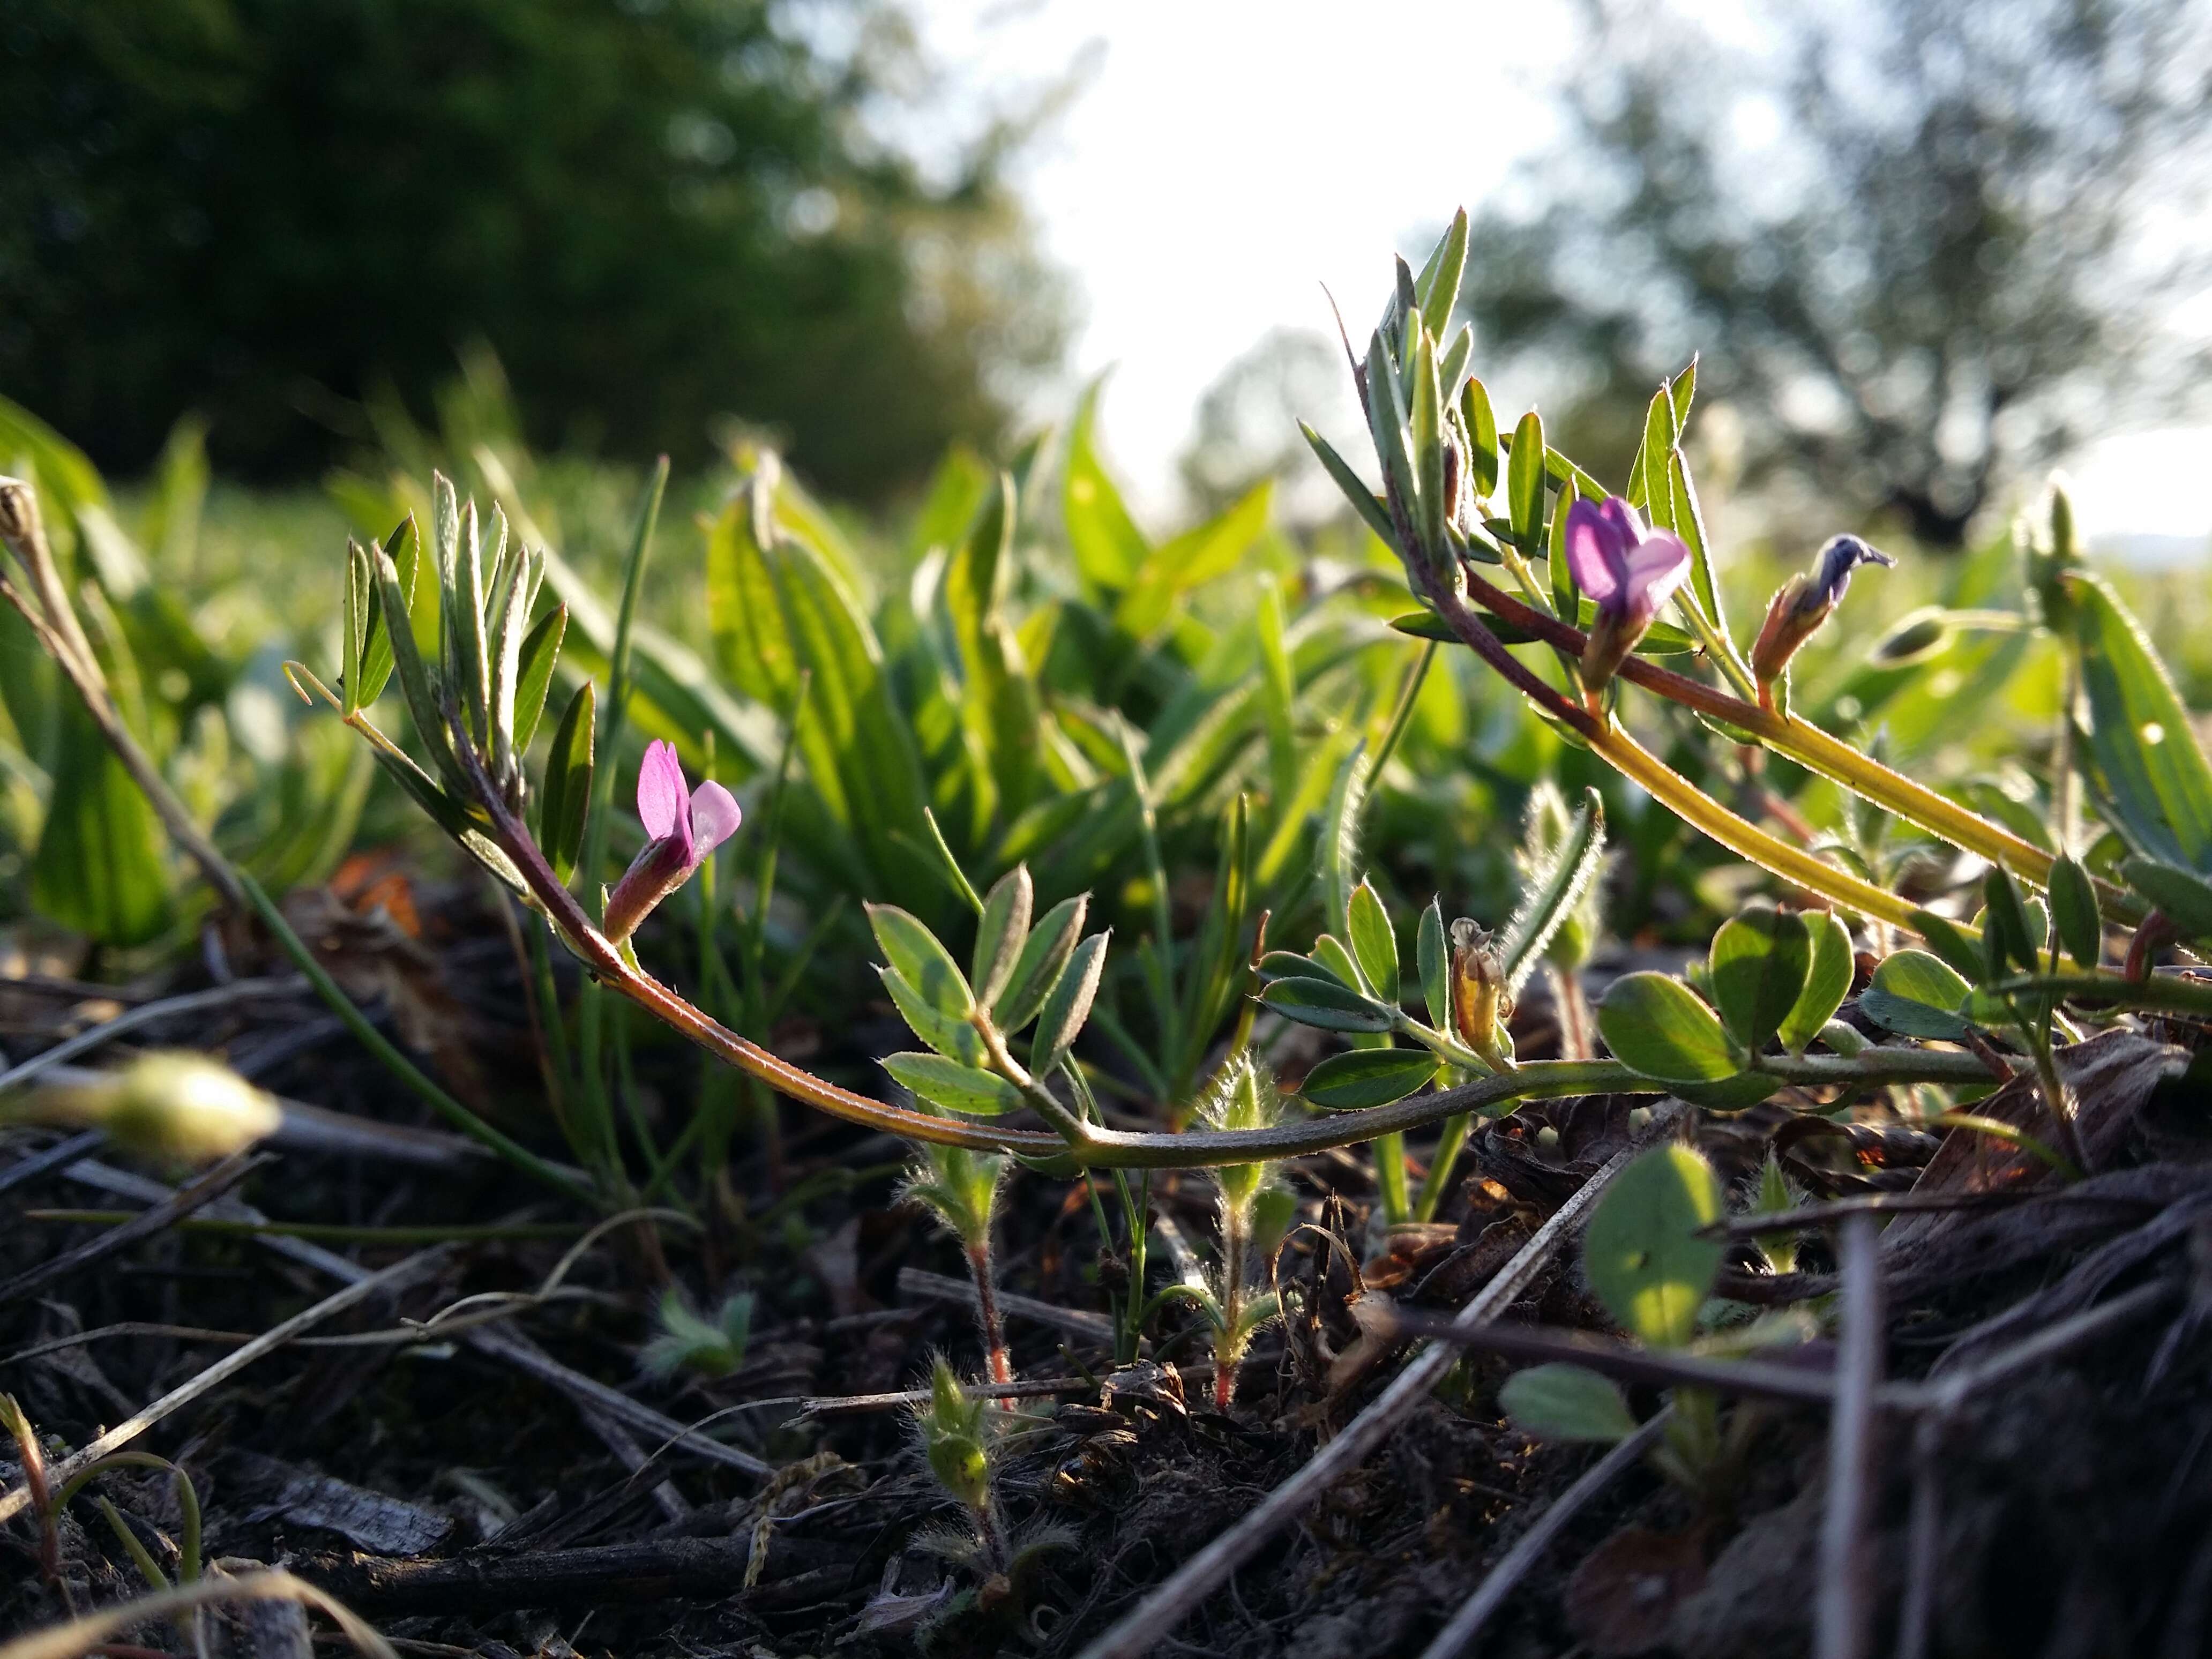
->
[39,1051,281,1164]
[917,1357,992,1515]
[1447,919,1513,1065]
[0,476,43,559]
[2021,476,2082,630]
[1563,497,1692,699]
[1197,1053,1281,1222]
[1750,535,1894,706]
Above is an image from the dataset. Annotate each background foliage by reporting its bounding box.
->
[0,0,1064,499]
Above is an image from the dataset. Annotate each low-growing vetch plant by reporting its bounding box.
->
[0,204,2207,1495]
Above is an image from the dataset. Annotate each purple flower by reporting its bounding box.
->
[1751,535,1896,706]
[603,740,742,941]
[1564,496,1692,696]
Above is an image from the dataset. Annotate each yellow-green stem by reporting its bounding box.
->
[1594,723,1923,929]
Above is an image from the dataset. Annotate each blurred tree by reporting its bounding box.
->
[0,0,1065,500]
[1177,328,1347,520]
[1461,0,2212,546]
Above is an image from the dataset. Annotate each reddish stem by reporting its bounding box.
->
[967,1242,1016,1405]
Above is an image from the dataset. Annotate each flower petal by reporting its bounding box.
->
[1803,535,1895,615]
[637,739,687,842]
[1595,496,1647,545]
[1623,527,1692,585]
[1564,498,1625,603]
[686,781,743,864]
[1621,529,1693,616]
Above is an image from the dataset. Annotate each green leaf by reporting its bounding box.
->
[31,700,172,946]
[2071,573,2212,872]
[1321,744,1370,940]
[1437,323,1473,404]
[449,498,491,745]
[1668,356,1697,430]
[1414,206,1469,340]
[1583,1145,1726,1349]
[913,806,986,915]
[1671,1072,1787,1112]
[938,472,1042,818]
[1348,879,1400,1006]
[1707,905,1811,1053]
[1860,949,1972,1039]
[1032,930,1110,1068]
[1409,326,1447,568]
[511,603,567,757]
[1301,422,1399,551]
[1664,446,1732,658]
[1064,378,1152,595]
[1260,976,1397,1034]
[371,542,461,791]
[1626,384,1675,517]
[1909,909,1987,983]
[1499,1363,1638,1445]
[1364,331,1419,551]
[485,541,537,764]
[972,865,1034,1007]
[1982,865,2038,977]
[1312,933,1366,996]
[1549,467,1579,617]
[1176,793,1256,1082]
[1506,410,1546,554]
[1596,973,1740,1084]
[705,494,932,901]
[1259,950,1336,984]
[1116,481,1272,640]
[1461,377,1500,499]
[1417,898,1449,1030]
[1257,576,1298,809]
[882,1052,1026,1117]
[539,680,594,883]
[2049,853,2102,968]
[866,902,975,1018]
[1778,911,1854,1055]
[994,893,1088,1033]
[2118,855,2212,941]
[1301,1047,1439,1110]
[903,442,995,567]
[880,966,984,1065]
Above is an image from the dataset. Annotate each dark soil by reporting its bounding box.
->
[5,884,2212,1657]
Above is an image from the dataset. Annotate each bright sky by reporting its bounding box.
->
[910,0,2212,552]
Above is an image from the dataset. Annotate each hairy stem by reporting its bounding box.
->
[1551,964,1593,1062]
[966,1240,1015,1403]
[1215,1214,1246,1412]
[457,735,2001,1168]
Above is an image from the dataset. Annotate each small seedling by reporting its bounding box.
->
[901,1145,1014,1394]
[1148,1053,1290,1410]
[639,1287,755,1380]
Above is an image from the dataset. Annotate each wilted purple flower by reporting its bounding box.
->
[602,739,742,941]
[1565,496,1692,697]
[1750,535,1896,706]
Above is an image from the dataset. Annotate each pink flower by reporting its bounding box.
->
[603,740,742,941]
[1564,496,1692,696]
